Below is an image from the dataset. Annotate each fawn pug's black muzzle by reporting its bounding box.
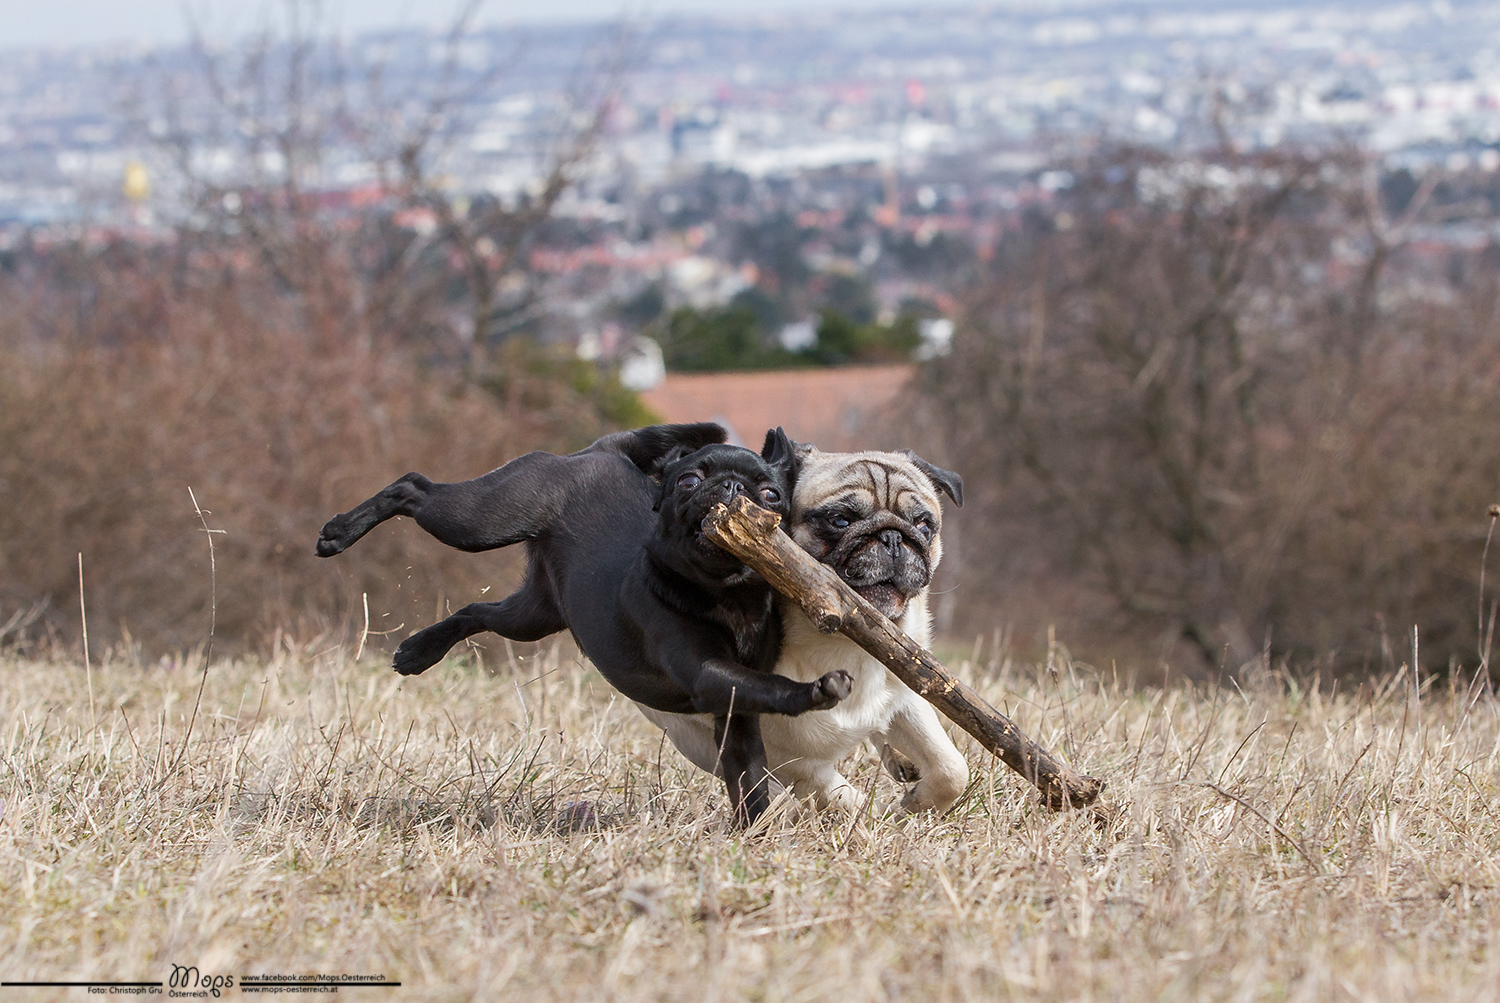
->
[826,513,932,619]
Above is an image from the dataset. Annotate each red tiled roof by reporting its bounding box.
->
[639,365,913,450]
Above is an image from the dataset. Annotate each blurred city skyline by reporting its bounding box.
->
[9,0,1067,50]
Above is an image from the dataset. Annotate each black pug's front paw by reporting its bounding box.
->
[315,514,355,557]
[392,627,455,676]
[807,669,854,710]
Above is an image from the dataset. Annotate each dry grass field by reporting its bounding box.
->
[4,636,1500,1001]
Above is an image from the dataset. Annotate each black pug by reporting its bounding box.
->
[314,422,853,823]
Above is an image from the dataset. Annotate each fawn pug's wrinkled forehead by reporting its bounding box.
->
[787,445,962,621]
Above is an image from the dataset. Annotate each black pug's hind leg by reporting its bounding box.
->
[316,451,569,558]
[393,579,566,676]
[714,710,773,827]
[316,472,433,557]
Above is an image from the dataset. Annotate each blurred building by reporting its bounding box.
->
[639,364,912,450]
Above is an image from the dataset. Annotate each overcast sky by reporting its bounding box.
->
[4,0,971,49]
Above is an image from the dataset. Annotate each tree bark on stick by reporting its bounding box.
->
[703,496,1105,811]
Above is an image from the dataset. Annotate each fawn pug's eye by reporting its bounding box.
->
[677,473,703,491]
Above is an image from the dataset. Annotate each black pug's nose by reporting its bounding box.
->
[711,478,746,503]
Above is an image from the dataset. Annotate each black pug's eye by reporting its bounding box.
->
[677,473,703,491]
[760,486,781,505]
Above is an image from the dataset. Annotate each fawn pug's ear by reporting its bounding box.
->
[896,450,963,507]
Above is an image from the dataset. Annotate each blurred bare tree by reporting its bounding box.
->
[0,3,646,654]
[131,0,627,351]
[920,141,1500,672]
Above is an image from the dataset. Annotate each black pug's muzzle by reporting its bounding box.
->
[826,512,932,619]
[651,433,795,588]
[683,475,770,557]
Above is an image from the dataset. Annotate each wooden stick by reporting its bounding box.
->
[703,496,1105,811]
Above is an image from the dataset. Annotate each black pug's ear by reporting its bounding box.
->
[649,444,695,476]
[609,422,728,475]
[647,445,697,513]
[761,428,798,501]
[898,450,964,507]
[760,427,795,467]
[763,427,813,481]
